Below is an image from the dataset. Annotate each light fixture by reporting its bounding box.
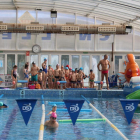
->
[125,26,132,33]
[51,11,57,18]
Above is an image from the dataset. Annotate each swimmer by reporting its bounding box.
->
[24,64,30,87]
[31,62,39,84]
[60,66,66,89]
[48,65,53,89]
[65,67,69,88]
[47,104,57,115]
[0,102,8,109]
[89,69,95,88]
[79,67,85,88]
[11,65,18,89]
[54,64,60,89]
[42,58,48,89]
[70,69,77,88]
[76,69,83,88]
[44,112,59,128]
[97,54,111,90]
[38,69,43,89]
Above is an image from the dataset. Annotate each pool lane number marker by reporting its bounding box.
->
[63,99,85,125]
[16,99,37,125]
[120,99,140,124]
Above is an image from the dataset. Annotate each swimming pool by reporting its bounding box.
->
[0,97,140,140]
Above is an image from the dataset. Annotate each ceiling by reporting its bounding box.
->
[0,0,140,29]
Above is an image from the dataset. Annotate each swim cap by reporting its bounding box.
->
[0,102,3,107]
[80,67,83,70]
[69,68,72,70]
[32,61,35,64]
[56,64,59,66]
[52,104,57,107]
[39,69,42,72]
[90,69,93,72]
[66,65,69,68]
[65,67,68,70]
[51,112,57,118]
[44,58,47,61]
[72,69,75,72]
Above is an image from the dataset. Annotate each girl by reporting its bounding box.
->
[11,65,18,89]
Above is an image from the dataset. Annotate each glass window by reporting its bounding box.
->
[92,55,100,81]
[0,54,5,74]
[72,55,79,69]
[115,56,122,74]
[61,55,69,67]
[30,55,38,68]
[7,54,15,74]
[51,55,59,70]
[82,55,90,87]
[41,55,48,68]
[18,55,25,80]
[135,56,140,59]
[57,13,75,24]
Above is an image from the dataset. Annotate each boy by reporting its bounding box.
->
[47,104,57,115]
[38,69,42,89]
[48,65,53,89]
[60,66,66,89]
[76,69,83,88]
[89,69,95,88]
[70,69,77,88]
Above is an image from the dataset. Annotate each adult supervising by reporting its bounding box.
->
[97,54,110,90]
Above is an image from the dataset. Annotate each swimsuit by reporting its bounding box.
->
[55,76,59,79]
[24,69,29,79]
[42,64,47,73]
[71,81,76,84]
[60,77,65,81]
[102,70,108,74]
[13,70,17,79]
[90,79,94,82]
[31,75,38,81]
[77,81,81,83]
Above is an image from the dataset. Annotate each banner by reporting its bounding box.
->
[63,100,84,125]
[120,99,140,124]
[16,99,37,125]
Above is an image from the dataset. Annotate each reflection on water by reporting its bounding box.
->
[45,126,58,134]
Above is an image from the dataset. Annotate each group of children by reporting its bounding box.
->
[11,58,95,89]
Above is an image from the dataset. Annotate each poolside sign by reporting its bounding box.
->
[63,100,85,125]
[120,99,140,124]
[16,99,37,125]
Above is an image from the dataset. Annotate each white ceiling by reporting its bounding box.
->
[0,0,140,29]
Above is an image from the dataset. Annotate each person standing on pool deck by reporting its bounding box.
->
[44,112,58,128]
[31,62,39,84]
[42,58,47,89]
[60,66,66,89]
[89,69,95,88]
[70,69,77,88]
[11,65,18,89]
[54,64,60,89]
[97,54,111,90]
[47,65,53,89]
[24,64,30,87]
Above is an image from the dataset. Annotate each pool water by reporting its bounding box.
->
[0,97,140,140]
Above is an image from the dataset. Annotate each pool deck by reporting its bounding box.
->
[0,88,128,98]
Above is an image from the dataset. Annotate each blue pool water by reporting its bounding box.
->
[0,97,140,140]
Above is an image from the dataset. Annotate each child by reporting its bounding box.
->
[38,69,42,89]
[24,64,30,87]
[0,102,8,109]
[65,67,69,88]
[60,66,66,89]
[70,69,77,88]
[11,65,18,89]
[89,69,95,88]
[47,65,53,89]
[76,69,83,88]
[47,104,57,115]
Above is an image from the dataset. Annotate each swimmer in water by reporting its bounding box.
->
[42,58,47,89]
[44,112,58,128]
[0,102,8,109]
[47,104,57,115]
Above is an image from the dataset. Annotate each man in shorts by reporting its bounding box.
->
[70,69,77,88]
[31,62,39,84]
[47,65,53,89]
[76,69,83,88]
[59,66,66,89]
[97,54,111,90]
[54,64,60,89]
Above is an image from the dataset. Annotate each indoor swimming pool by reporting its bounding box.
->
[0,96,140,140]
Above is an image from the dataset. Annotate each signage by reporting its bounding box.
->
[26,51,30,56]
[0,75,13,87]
